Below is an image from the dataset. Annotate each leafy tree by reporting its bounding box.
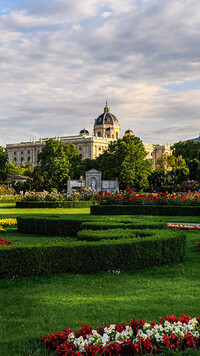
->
[0,147,8,181]
[172,141,200,163]
[34,139,82,191]
[96,135,153,190]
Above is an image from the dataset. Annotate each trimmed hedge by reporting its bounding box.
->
[17,217,84,237]
[77,228,155,241]
[81,221,166,231]
[91,205,200,216]
[0,230,186,277]
[16,201,93,209]
[17,216,166,237]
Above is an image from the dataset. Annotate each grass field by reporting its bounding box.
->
[0,204,200,355]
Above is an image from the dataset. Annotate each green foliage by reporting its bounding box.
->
[77,228,169,241]
[17,216,84,237]
[81,221,166,231]
[91,204,200,215]
[32,139,82,191]
[96,135,153,190]
[0,229,186,277]
[16,201,93,208]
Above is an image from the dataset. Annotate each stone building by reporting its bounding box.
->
[6,102,171,168]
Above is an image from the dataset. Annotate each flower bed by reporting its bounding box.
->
[0,238,13,245]
[42,314,200,355]
[168,223,200,230]
[96,189,200,206]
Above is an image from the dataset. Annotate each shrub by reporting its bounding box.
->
[17,216,84,237]
[0,229,186,277]
[16,201,93,209]
[81,221,166,231]
[91,205,200,216]
[77,228,178,242]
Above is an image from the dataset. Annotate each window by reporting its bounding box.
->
[21,157,23,163]
[14,152,16,155]
[28,157,30,162]
[21,151,23,155]
[28,151,30,154]
[116,132,118,139]
[98,132,102,137]
[99,147,101,150]
[79,147,81,150]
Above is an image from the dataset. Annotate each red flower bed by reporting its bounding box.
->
[0,238,13,245]
[96,189,200,206]
[42,314,200,355]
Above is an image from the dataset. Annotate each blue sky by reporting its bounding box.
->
[0,0,200,146]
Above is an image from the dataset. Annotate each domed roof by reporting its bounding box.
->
[95,102,119,126]
[80,128,89,136]
[125,129,134,136]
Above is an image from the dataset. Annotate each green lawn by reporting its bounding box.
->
[0,205,200,355]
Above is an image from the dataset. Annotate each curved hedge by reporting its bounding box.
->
[0,229,186,277]
[81,221,166,231]
[16,201,93,209]
[91,205,200,216]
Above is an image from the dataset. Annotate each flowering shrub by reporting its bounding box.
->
[0,185,15,196]
[168,223,200,231]
[96,189,200,206]
[21,189,97,202]
[196,242,200,248]
[0,238,13,245]
[42,314,200,355]
[0,218,17,226]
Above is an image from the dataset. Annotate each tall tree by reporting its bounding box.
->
[34,139,82,190]
[96,135,153,190]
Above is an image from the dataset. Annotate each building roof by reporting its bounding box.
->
[187,136,200,143]
[95,102,119,126]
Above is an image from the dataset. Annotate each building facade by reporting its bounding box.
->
[6,103,171,168]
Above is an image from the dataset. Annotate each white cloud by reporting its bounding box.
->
[0,0,200,147]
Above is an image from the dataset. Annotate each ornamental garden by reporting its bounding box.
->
[0,188,200,356]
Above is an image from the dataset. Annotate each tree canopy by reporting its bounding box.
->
[33,139,82,190]
[0,146,8,181]
[96,135,153,190]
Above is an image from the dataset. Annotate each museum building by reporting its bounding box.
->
[6,103,171,168]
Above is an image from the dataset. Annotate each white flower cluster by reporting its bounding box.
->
[65,318,200,352]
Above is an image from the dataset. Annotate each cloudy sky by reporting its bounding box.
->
[0,0,200,147]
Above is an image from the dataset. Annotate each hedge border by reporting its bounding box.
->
[0,230,186,277]
[91,205,200,216]
[16,201,93,209]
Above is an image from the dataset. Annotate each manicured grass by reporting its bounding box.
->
[0,205,200,355]
[0,229,200,355]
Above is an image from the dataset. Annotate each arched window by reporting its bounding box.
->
[28,156,30,162]
[116,132,118,139]
[98,131,102,137]
[21,157,24,163]
[112,134,114,138]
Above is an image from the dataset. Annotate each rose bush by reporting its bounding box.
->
[0,238,13,245]
[96,189,200,206]
[42,314,200,355]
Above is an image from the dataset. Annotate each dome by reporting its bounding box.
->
[124,129,134,136]
[105,127,114,132]
[80,128,89,136]
[95,102,119,126]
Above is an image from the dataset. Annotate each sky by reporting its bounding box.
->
[0,0,200,147]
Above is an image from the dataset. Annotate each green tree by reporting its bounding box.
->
[96,135,153,190]
[34,139,82,191]
[0,147,8,181]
